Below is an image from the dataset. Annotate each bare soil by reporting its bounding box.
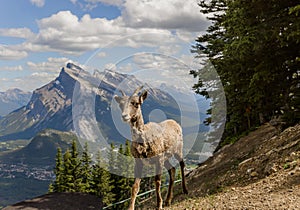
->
[139,123,300,209]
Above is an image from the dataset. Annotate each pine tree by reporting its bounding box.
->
[123,140,134,197]
[194,0,300,146]
[108,143,117,173]
[115,144,132,208]
[63,149,74,191]
[80,142,93,193]
[70,140,82,192]
[124,140,134,183]
[91,150,115,206]
[49,147,64,192]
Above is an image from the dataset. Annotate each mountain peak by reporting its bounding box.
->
[66,62,84,72]
[1,88,30,96]
[5,88,27,93]
[0,62,185,144]
[0,88,31,116]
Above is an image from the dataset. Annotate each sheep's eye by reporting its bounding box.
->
[131,102,139,108]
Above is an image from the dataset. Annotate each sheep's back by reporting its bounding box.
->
[143,119,183,155]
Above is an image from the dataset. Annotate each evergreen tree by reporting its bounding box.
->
[193,0,300,146]
[49,147,64,192]
[80,142,93,193]
[91,150,115,206]
[57,140,82,192]
[114,144,132,208]
[124,140,134,185]
[108,143,117,173]
[62,149,74,191]
[70,140,82,192]
[108,143,119,198]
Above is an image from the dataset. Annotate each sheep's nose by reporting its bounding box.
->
[122,114,130,121]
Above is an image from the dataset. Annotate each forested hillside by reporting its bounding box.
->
[48,140,161,209]
[191,0,300,145]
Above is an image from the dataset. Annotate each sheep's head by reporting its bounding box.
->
[114,86,148,123]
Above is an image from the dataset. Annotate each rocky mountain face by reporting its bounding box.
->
[0,89,31,117]
[0,63,193,144]
[0,65,77,140]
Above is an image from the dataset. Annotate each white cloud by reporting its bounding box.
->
[19,72,55,90]
[157,44,182,55]
[32,11,124,54]
[0,65,23,71]
[0,58,91,91]
[30,0,45,7]
[176,30,199,43]
[70,0,77,4]
[0,45,28,60]
[0,28,34,39]
[132,53,190,70]
[117,63,133,73]
[0,72,55,92]
[97,52,107,58]
[85,0,124,6]
[0,0,210,59]
[129,52,201,89]
[30,72,51,77]
[122,0,209,31]
[104,63,117,71]
[26,57,71,72]
[27,11,177,54]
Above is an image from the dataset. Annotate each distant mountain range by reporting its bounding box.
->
[0,88,31,117]
[0,63,208,144]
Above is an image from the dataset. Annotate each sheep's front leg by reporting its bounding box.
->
[155,162,163,210]
[128,178,141,210]
[128,159,143,210]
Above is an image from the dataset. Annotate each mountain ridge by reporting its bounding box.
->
[0,88,31,117]
[0,63,205,146]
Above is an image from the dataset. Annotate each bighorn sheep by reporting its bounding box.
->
[114,86,188,210]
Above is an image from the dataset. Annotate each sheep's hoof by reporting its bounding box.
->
[164,200,171,207]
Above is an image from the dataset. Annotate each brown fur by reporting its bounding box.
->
[114,86,188,210]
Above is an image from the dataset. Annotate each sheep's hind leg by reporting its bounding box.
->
[155,161,163,210]
[175,154,188,194]
[164,160,175,206]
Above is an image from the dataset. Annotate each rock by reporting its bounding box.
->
[239,158,253,168]
[247,168,254,174]
[250,171,258,177]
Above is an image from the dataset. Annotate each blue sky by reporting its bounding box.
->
[0,0,210,92]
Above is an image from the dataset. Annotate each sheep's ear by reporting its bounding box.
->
[139,90,147,104]
[114,95,122,104]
